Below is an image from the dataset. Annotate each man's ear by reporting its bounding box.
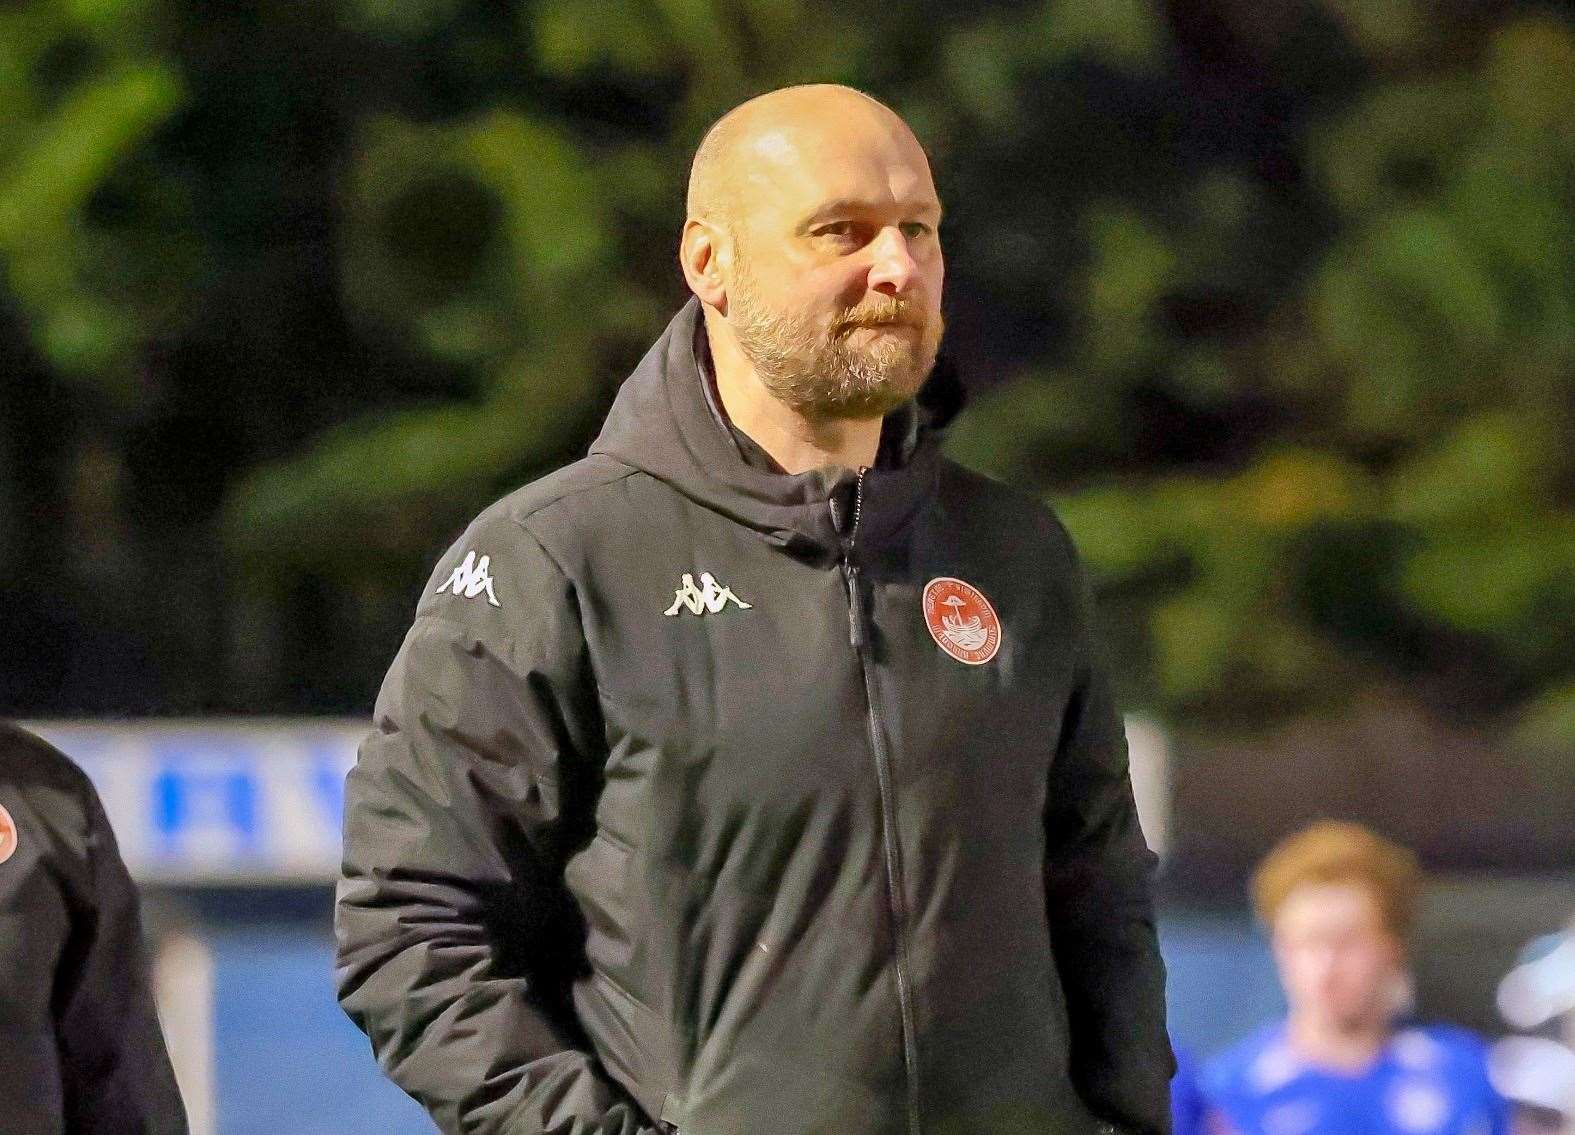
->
[680,218,728,312]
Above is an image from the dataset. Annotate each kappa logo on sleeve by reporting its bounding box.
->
[0,802,17,865]
[664,572,752,617]
[435,550,501,607]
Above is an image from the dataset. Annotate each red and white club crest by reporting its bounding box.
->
[922,577,1002,665]
[0,802,17,865]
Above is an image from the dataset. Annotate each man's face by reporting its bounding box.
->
[719,112,945,421]
[1272,881,1406,1033]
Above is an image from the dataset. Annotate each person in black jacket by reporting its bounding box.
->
[0,720,189,1134]
[336,83,1173,1135]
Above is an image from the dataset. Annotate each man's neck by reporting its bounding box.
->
[1286,1011,1391,1073]
[704,311,882,476]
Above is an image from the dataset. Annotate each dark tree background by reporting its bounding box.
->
[1,0,1570,868]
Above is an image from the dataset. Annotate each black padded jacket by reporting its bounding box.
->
[0,721,188,1135]
[334,300,1173,1135]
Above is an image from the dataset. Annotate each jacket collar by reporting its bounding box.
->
[589,298,963,559]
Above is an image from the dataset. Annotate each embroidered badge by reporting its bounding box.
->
[0,802,17,865]
[922,577,1001,665]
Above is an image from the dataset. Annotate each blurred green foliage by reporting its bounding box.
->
[940,7,1574,744]
[0,0,1569,746]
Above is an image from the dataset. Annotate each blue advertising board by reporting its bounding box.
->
[25,719,361,883]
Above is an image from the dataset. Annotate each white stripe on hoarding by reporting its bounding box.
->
[23,720,364,884]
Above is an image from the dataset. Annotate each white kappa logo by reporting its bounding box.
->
[664,572,752,617]
[436,550,500,606]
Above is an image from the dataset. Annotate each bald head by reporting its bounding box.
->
[678,83,945,428]
[686,85,931,229]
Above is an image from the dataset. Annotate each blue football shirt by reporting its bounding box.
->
[1173,1045,1210,1135]
[1200,1022,1509,1135]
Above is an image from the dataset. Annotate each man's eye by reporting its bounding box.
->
[899,221,932,239]
[816,221,863,242]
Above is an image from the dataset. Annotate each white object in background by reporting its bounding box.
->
[23,719,364,884]
[1498,929,1575,1031]
[1488,1035,1575,1122]
[153,930,215,1135]
[1124,716,1171,862]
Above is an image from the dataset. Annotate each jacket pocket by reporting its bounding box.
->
[577,968,675,1128]
[565,831,677,1125]
[591,964,660,1028]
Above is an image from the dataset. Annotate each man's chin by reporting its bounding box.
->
[1316,1005,1394,1034]
[798,371,930,422]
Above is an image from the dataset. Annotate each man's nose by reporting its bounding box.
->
[867,226,919,295]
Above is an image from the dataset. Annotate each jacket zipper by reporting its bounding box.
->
[836,468,923,1135]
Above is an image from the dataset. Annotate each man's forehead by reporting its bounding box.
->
[734,120,939,217]
[1278,881,1386,926]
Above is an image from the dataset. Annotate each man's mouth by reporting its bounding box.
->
[843,319,919,334]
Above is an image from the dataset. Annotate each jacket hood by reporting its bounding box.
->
[589,298,965,558]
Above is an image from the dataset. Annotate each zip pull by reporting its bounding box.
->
[844,562,868,650]
[844,467,871,649]
[850,467,867,551]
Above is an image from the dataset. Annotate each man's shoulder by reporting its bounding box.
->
[1388,1023,1493,1078]
[410,457,643,629]
[938,459,1077,548]
[1202,1022,1296,1099]
[936,458,1085,581]
[402,455,636,615]
[492,453,641,531]
[1386,1025,1504,1123]
[0,721,93,798]
[443,454,639,559]
[0,722,98,850]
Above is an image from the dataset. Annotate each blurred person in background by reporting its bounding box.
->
[1172,1046,1208,1135]
[335,83,1171,1135]
[0,720,188,1134]
[1201,821,1507,1135]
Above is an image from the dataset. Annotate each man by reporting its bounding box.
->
[0,720,189,1134]
[335,84,1172,1135]
[1201,821,1507,1135]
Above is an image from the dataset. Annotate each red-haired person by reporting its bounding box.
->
[1201,821,1507,1135]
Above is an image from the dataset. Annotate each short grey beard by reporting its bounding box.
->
[728,267,941,422]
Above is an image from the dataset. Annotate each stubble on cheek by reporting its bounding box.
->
[728,258,943,420]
